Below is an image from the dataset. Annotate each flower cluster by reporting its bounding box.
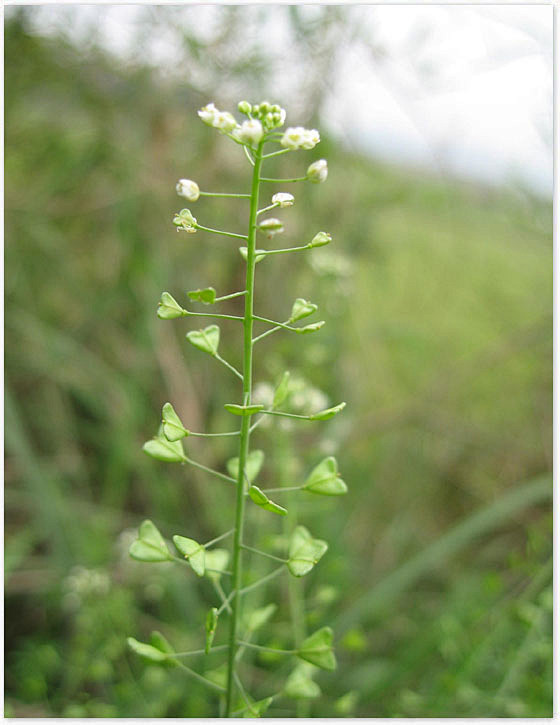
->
[281,126,320,151]
[239,100,286,131]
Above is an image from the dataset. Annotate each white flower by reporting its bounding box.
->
[272,192,294,208]
[280,126,321,150]
[281,126,306,150]
[197,103,237,133]
[307,159,328,184]
[176,178,200,201]
[214,111,237,133]
[258,218,284,236]
[236,119,264,145]
[173,208,197,233]
[198,102,218,126]
[301,128,320,149]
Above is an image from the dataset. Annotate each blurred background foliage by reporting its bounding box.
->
[5,6,552,718]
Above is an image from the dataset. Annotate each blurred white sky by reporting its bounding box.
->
[11,4,552,196]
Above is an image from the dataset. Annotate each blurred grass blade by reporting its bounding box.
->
[335,475,552,634]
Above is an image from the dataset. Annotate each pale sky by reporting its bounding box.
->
[9,4,553,196]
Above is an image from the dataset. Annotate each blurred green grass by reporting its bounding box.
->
[5,10,552,718]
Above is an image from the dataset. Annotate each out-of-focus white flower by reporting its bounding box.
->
[198,103,237,133]
[198,102,218,125]
[253,382,275,408]
[301,129,320,149]
[176,179,200,201]
[173,208,197,233]
[258,218,284,236]
[307,159,328,184]
[272,192,295,208]
[281,127,321,150]
[236,119,264,145]
[214,111,237,133]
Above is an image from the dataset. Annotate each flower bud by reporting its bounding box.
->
[238,100,252,115]
[272,192,295,208]
[308,231,331,248]
[176,178,200,201]
[237,119,264,146]
[173,208,197,233]
[258,218,284,236]
[307,159,328,184]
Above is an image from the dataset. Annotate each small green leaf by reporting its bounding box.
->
[308,231,331,248]
[162,402,189,441]
[290,298,317,323]
[143,436,186,463]
[205,607,219,654]
[129,520,173,562]
[295,321,325,334]
[127,637,168,663]
[239,247,266,263]
[308,402,346,421]
[227,449,265,484]
[297,627,336,671]
[284,663,321,699]
[187,286,217,304]
[186,325,220,355]
[243,603,277,633]
[248,486,287,516]
[149,630,175,656]
[335,691,359,716]
[205,662,228,689]
[172,535,205,576]
[287,525,328,577]
[272,371,290,409]
[224,403,264,416]
[204,548,229,582]
[242,697,273,717]
[303,456,348,496]
[157,291,186,319]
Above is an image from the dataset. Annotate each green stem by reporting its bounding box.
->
[195,223,248,240]
[239,565,285,595]
[252,322,288,345]
[184,311,243,321]
[205,529,235,548]
[175,661,226,693]
[252,315,299,332]
[259,244,310,256]
[214,353,244,381]
[189,430,240,438]
[262,148,293,159]
[259,410,310,420]
[184,456,236,485]
[225,139,265,717]
[260,176,307,183]
[241,543,288,563]
[199,191,251,199]
[236,641,295,655]
[256,203,279,216]
[215,290,248,303]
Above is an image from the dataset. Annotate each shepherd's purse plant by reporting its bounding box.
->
[126,100,347,717]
